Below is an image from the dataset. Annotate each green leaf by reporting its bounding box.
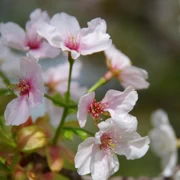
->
[62,127,93,140]
[44,93,66,108]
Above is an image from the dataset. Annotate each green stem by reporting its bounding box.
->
[88,77,106,93]
[63,126,94,136]
[52,107,68,145]
[0,71,10,86]
[66,54,74,102]
[52,53,74,145]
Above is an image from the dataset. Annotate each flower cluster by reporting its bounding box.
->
[0,8,152,180]
[75,87,150,180]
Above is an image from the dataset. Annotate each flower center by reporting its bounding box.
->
[25,33,42,50]
[100,133,114,151]
[17,78,31,96]
[64,34,80,51]
[88,99,106,119]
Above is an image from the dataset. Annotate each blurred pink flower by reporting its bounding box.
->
[37,13,112,59]
[43,61,87,127]
[75,114,150,180]
[4,55,44,125]
[77,86,137,128]
[104,44,149,90]
[0,9,60,59]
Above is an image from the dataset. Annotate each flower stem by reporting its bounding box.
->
[88,77,106,93]
[52,53,74,145]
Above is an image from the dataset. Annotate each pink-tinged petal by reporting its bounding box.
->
[4,96,30,126]
[90,149,119,180]
[161,151,177,177]
[81,18,107,36]
[80,18,111,55]
[120,66,150,90]
[112,114,138,135]
[27,41,60,59]
[97,119,112,133]
[104,44,131,70]
[75,137,95,175]
[151,109,169,128]
[20,56,44,106]
[102,86,138,116]
[0,22,28,51]
[37,22,61,48]
[114,131,150,160]
[26,9,50,30]
[80,32,112,56]
[50,13,80,35]
[77,92,95,128]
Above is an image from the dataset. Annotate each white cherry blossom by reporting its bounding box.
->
[4,55,44,125]
[104,44,149,90]
[75,114,150,180]
[0,9,60,59]
[77,86,138,128]
[37,12,112,59]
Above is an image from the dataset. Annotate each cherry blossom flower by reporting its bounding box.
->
[104,44,149,90]
[77,86,138,128]
[75,114,150,180]
[149,109,177,177]
[37,12,112,59]
[0,9,60,59]
[4,55,44,125]
[43,61,87,127]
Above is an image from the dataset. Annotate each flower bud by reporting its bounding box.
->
[16,125,48,152]
[46,145,63,172]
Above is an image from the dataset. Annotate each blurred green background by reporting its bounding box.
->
[1,0,180,177]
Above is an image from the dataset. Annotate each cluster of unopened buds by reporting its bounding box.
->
[0,8,179,180]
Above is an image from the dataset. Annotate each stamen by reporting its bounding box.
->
[88,99,106,120]
[64,31,80,51]
[16,78,31,96]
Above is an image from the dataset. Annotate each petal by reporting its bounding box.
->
[4,96,30,126]
[27,41,60,59]
[151,109,169,128]
[114,132,150,160]
[26,8,50,30]
[50,13,80,35]
[81,18,107,35]
[97,118,113,132]
[161,151,177,177]
[37,22,61,48]
[77,92,95,128]
[75,137,95,175]
[102,86,138,116]
[20,56,44,106]
[90,149,119,180]
[120,66,150,90]
[112,114,138,135]
[0,22,27,51]
[80,18,111,55]
[104,44,131,70]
